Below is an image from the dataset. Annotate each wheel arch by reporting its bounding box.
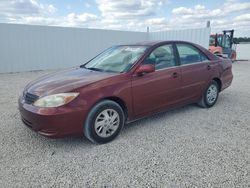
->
[97,96,128,120]
[212,77,222,92]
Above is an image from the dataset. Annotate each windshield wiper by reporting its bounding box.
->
[80,65,103,72]
[86,67,103,72]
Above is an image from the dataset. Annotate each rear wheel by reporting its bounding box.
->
[198,80,219,108]
[83,100,125,144]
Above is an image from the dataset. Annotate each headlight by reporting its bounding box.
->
[34,93,79,108]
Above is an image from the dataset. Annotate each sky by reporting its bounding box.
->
[0,0,250,37]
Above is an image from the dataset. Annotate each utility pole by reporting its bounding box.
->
[206,20,210,28]
[146,26,149,40]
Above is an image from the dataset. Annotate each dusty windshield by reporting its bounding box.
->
[83,45,147,73]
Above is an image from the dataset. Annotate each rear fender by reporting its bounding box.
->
[219,59,233,90]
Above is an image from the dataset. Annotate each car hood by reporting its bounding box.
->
[25,67,117,96]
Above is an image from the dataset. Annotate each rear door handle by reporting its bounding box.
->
[172,72,178,78]
[207,65,211,70]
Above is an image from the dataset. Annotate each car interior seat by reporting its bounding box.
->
[154,48,175,69]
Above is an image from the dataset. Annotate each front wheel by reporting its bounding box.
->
[83,100,125,144]
[198,81,219,108]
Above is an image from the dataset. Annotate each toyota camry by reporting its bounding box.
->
[19,41,233,144]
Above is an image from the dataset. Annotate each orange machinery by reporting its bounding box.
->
[209,30,236,61]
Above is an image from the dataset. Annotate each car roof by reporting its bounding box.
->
[134,40,164,46]
[128,40,196,46]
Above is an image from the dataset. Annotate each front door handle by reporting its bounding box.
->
[172,72,178,78]
[207,65,211,70]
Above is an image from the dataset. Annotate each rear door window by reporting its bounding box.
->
[176,43,208,65]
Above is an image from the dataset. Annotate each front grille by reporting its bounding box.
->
[24,92,39,104]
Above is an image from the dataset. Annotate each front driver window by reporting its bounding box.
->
[144,44,176,70]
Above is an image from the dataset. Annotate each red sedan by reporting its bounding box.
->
[19,41,233,143]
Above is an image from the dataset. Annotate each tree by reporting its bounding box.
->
[233,37,250,43]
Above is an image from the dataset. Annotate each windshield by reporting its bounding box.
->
[83,45,147,73]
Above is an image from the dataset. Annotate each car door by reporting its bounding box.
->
[175,43,212,101]
[132,44,182,117]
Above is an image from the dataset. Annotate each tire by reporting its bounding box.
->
[198,80,219,108]
[83,100,125,144]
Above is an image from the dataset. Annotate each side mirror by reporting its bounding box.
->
[135,64,155,75]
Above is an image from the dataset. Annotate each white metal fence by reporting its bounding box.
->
[0,23,210,73]
[150,28,210,49]
[236,43,250,60]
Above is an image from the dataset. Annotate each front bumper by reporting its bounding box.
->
[18,96,87,138]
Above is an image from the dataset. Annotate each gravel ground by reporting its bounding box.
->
[0,61,250,188]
